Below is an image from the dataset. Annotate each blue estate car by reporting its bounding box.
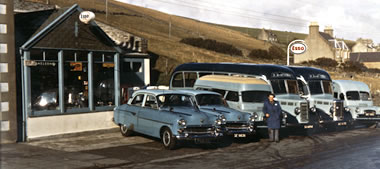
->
[113,89,255,149]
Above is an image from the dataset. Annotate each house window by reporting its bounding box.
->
[0,63,7,72]
[1,102,9,112]
[0,43,7,53]
[30,50,59,111]
[94,52,114,107]
[0,5,6,15]
[64,51,88,110]
[0,24,6,34]
[0,83,8,92]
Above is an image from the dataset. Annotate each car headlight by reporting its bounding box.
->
[344,107,350,112]
[355,107,360,113]
[282,112,288,119]
[249,115,256,122]
[215,119,223,126]
[330,106,334,113]
[215,115,226,126]
[310,106,317,113]
[295,107,301,115]
[178,119,187,126]
[220,115,226,122]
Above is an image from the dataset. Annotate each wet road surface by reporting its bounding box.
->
[8,126,380,169]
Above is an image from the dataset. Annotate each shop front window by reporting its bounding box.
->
[64,51,88,110]
[94,52,114,107]
[30,50,59,111]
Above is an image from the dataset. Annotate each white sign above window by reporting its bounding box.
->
[79,11,95,24]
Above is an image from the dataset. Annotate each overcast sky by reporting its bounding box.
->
[117,0,380,43]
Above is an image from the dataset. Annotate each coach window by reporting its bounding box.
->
[94,52,115,107]
[225,91,239,102]
[184,72,197,87]
[30,50,59,113]
[172,72,184,87]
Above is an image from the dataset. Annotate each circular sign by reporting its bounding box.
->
[290,42,307,54]
[79,11,95,24]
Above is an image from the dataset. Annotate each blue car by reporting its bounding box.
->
[113,89,226,149]
[182,90,256,138]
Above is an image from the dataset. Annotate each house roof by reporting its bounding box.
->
[319,32,334,41]
[21,4,121,53]
[350,52,380,62]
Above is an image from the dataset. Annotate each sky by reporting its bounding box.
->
[116,0,380,43]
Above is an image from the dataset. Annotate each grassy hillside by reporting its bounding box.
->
[217,24,308,45]
[35,0,276,84]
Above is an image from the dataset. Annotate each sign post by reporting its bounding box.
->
[287,40,307,66]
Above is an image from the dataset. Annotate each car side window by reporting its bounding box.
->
[211,89,226,97]
[144,95,158,109]
[131,94,144,107]
[225,91,239,102]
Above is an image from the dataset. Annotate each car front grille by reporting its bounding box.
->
[333,100,344,120]
[300,102,309,122]
[183,126,215,135]
[225,122,250,130]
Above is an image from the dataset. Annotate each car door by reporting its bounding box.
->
[122,94,144,133]
[137,94,161,136]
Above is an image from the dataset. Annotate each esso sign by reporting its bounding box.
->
[79,11,95,24]
[290,43,307,54]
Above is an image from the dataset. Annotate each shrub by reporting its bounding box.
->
[341,61,367,72]
[301,57,338,68]
[248,49,269,59]
[180,38,243,56]
[268,46,286,60]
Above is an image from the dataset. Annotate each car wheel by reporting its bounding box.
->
[120,124,133,137]
[161,128,178,150]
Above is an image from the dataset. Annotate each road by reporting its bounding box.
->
[9,125,378,169]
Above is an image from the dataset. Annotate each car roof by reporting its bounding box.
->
[332,80,370,92]
[198,75,268,85]
[132,89,220,96]
[289,66,331,81]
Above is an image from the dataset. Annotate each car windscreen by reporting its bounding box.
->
[322,81,333,94]
[346,91,360,100]
[308,81,323,95]
[360,91,371,101]
[287,80,299,94]
[242,91,271,103]
[270,80,287,94]
[196,94,225,106]
[157,94,193,107]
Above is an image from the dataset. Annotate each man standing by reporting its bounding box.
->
[263,93,282,142]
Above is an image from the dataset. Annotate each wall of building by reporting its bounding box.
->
[294,25,334,63]
[27,111,117,139]
[363,62,380,69]
[0,0,17,143]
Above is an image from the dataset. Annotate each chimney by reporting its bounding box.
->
[324,25,334,37]
[309,22,319,37]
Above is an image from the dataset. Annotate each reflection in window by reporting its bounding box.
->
[242,91,271,103]
[94,52,114,107]
[172,73,184,87]
[64,51,88,109]
[158,94,193,107]
[322,81,333,94]
[287,80,298,94]
[30,50,59,111]
[271,80,287,94]
[359,92,371,101]
[308,81,323,95]
[225,91,239,102]
[144,95,158,109]
[346,91,360,100]
[196,94,224,106]
[298,80,309,95]
[131,94,144,106]
[184,72,197,87]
